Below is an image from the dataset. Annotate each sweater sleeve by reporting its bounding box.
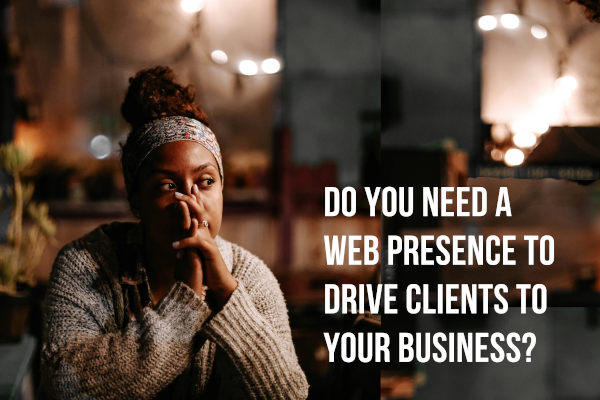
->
[200,254,309,399]
[40,245,212,400]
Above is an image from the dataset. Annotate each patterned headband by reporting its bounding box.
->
[121,116,223,197]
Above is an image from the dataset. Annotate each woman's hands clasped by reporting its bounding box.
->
[173,184,238,308]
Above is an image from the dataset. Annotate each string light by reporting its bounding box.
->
[491,149,503,161]
[80,1,284,79]
[491,124,510,142]
[211,50,228,64]
[504,148,525,166]
[531,25,547,39]
[239,60,258,76]
[478,12,587,168]
[500,14,520,29]
[208,54,283,76]
[513,132,538,148]
[478,16,497,31]
[554,76,578,99]
[262,58,281,74]
[510,119,549,135]
[181,0,204,13]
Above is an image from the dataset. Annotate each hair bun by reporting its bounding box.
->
[567,0,600,22]
[121,66,209,131]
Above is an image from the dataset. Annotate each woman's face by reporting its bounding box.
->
[132,141,223,252]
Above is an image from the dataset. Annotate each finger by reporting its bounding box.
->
[175,191,206,221]
[190,218,198,237]
[192,184,202,203]
[181,201,191,231]
[173,236,205,250]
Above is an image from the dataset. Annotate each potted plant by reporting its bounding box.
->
[0,144,55,342]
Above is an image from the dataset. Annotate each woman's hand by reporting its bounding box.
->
[173,185,238,308]
[174,201,206,300]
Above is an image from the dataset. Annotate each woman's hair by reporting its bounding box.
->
[567,0,600,22]
[121,66,209,131]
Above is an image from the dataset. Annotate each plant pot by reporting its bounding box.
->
[0,290,32,343]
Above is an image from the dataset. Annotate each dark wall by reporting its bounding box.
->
[381,0,480,153]
[282,0,380,187]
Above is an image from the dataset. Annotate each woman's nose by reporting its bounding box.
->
[182,182,194,196]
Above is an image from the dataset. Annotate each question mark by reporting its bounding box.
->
[522,333,536,362]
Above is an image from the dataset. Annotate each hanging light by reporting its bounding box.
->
[478,16,497,31]
[504,148,525,166]
[239,60,258,76]
[531,120,550,134]
[181,0,204,13]
[211,50,228,64]
[531,25,547,39]
[262,58,281,74]
[491,124,510,143]
[510,119,549,135]
[513,132,537,148]
[501,14,520,29]
[555,76,578,99]
[491,149,503,161]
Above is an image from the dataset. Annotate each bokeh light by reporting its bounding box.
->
[554,76,578,99]
[491,149,503,161]
[478,16,497,31]
[504,148,525,166]
[501,14,519,29]
[531,25,547,39]
[181,0,204,13]
[513,132,537,148]
[239,60,258,75]
[211,50,228,64]
[262,58,281,74]
[90,135,111,159]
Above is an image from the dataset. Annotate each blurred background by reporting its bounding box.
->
[0,0,381,399]
[9,0,600,398]
[382,0,600,398]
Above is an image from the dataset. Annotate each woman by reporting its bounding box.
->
[40,66,309,399]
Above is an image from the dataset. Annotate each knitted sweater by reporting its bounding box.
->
[40,222,309,399]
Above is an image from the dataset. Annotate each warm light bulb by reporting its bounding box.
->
[478,16,497,31]
[504,148,525,166]
[491,124,510,142]
[239,60,258,76]
[181,0,204,13]
[531,121,549,134]
[262,58,281,74]
[501,14,519,29]
[555,76,578,99]
[211,50,228,64]
[491,149,503,161]
[510,119,549,135]
[513,132,537,148]
[531,25,547,39]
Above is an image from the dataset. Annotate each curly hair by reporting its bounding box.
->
[121,66,209,131]
[567,0,600,22]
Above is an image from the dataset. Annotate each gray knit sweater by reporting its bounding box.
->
[40,222,309,399]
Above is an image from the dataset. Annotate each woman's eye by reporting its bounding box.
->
[158,182,176,191]
[199,178,214,188]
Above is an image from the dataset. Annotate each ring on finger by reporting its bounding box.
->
[202,220,209,227]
